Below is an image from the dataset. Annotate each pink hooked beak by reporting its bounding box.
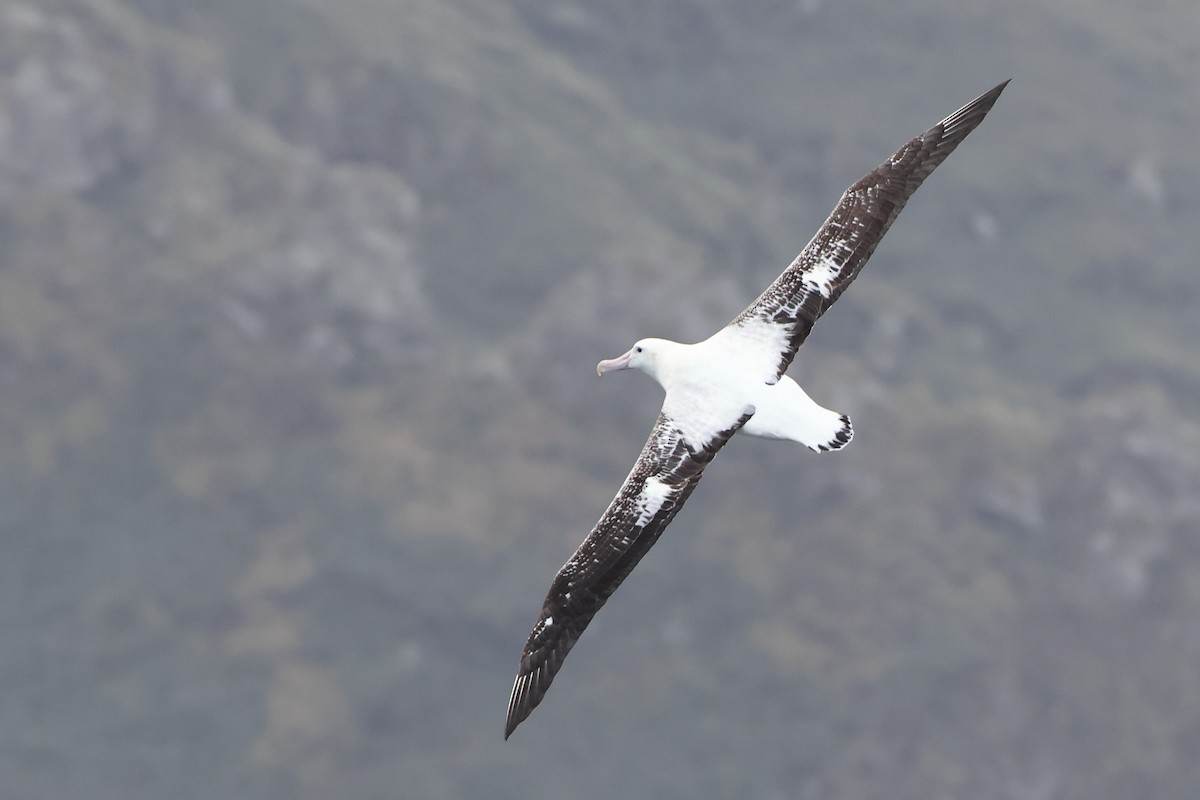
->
[596,349,633,376]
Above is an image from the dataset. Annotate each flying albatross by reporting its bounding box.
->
[505,80,1008,739]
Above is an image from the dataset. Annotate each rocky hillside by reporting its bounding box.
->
[3,1,1200,799]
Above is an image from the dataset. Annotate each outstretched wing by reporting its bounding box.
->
[504,407,754,739]
[726,80,1008,382]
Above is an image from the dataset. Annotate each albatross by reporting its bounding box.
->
[505,80,1008,739]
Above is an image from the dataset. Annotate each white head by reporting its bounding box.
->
[596,338,673,381]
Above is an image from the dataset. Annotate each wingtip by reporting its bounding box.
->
[936,79,1010,140]
[965,79,1010,112]
[986,78,1011,102]
[504,674,524,740]
[503,710,518,741]
[504,668,537,740]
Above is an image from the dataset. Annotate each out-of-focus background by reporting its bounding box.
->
[4,0,1199,797]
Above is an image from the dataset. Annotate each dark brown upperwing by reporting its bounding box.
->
[732,80,1008,381]
[504,408,754,739]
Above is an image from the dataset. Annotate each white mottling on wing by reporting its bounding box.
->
[544,616,554,626]
[805,255,841,297]
[635,477,673,527]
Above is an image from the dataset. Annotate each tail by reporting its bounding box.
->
[741,379,855,451]
[808,412,853,453]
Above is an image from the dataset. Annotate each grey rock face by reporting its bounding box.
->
[229,158,434,368]
[0,2,155,198]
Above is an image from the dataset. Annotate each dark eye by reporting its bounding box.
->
[635,346,643,353]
